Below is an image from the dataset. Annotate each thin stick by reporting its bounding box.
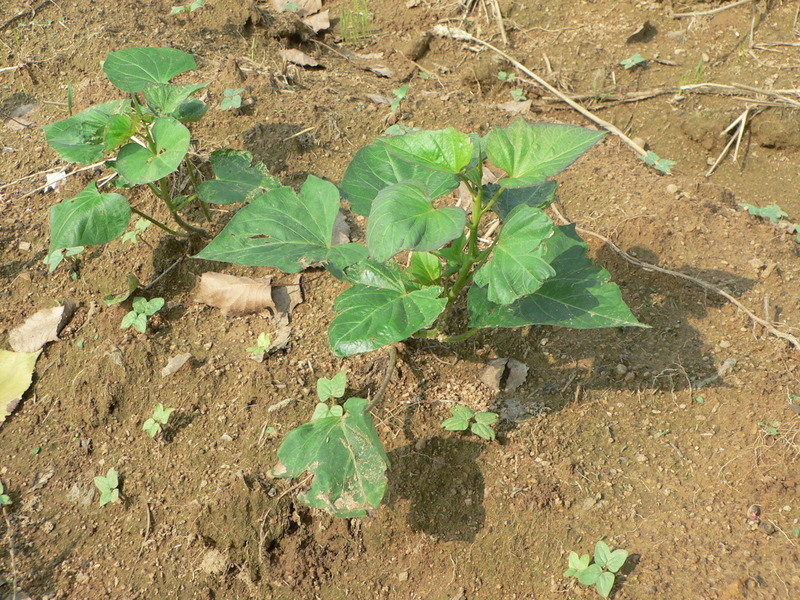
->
[732,106,748,163]
[672,0,754,19]
[432,25,649,158]
[258,477,311,564]
[705,109,748,177]
[489,0,508,46]
[548,204,800,352]
[0,0,53,30]
[143,254,187,291]
[365,346,398,413]
[681,83,800,110]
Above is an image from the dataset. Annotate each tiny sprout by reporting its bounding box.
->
[620,53,646,70]
[121,296,164,334]
[221,88,244,111]
[0,481,12,506]
[94,468,120,506]
[442,405,499,441]
[143,403,176,438]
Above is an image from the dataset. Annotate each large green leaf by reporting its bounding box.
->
[473,205,556,304]
[42,100,131,164]
[343,260,405,292]
[329,285,446,356]
[367,180,466,262]
[49,182,131,252]
[103,47,197,92]
[197,149,280,205]
[340,142,459,216]
[142,83,208,119]
[115,117,190,184]
[486,119,605,188]
[489,180,557,220]
[103,113,138,152]
[196,175,363,272]
[274,397,389,517]
[468,225,645,329]
[380,127,475,174]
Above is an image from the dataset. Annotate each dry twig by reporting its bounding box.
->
[672,0,755,19]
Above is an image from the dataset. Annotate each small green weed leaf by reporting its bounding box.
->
[380,127,474,174]
[739,203,788,224]
[569,552,591,572]
[606,549,629,573]
[620,53,646,69]
[329,285,446,356]
[171,98,208,122]
[405,251,442,287]
[197,176,344,271]
[470,422,496,441]
[121,311,144,332]
[142,82,208,118]
[442,416,470,431]
[220,89,243,111]
[43,99,131,164]
[594,540,611,569]
[367,180,466,261]
[317,371,347,402]
[44,247,83,273]
[488,180,557,220]
[122,219,151,244]
[0,483,10,506]
[115,117,190,184]
[153,403,175,423]
[390,84,409,113]
[103,47,197,92]
[469,225,645,329]
[641,151,676,174]
[94,468,119,506]
[132,296,164,316]
[311,403,344,420]
[198,149,280,205]
[143,418,160,438]
[452,405,475,420]
[577,564,602,586]
[49,182,131,253]
[274,397,389,517]
[103,113,137,152]
[247,332,271,354]
[596,572,615,599]
[103,273,140,306]
[474,411,498,425]
[473,205,556,304]
[486,119,604,187]
[340,141,459,216]
[344,260,405,292]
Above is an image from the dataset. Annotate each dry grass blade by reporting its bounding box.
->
[672,0,755,19]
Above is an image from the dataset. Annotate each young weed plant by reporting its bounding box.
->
[0,480,11,506]
[121,296,164,333]
[42,46,279,271]
[94,467,120,507]
[143,403,175,438]
[442,405,499,441]
[221,88,244,111]
[565,540,629,598]
[199,118,646,516]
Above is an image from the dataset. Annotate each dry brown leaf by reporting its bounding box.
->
[332,212,352,246]
[279,48,322,68]
[504,358,529,392]
[10,301,76,353]
[496,99,532,115]
[480,358,507,392]
[303,10,330,33]
[368,66,394,78]
[161,353,193,378]
[195,273,276,317]
[272,274,303,315]
[480,357,529,392]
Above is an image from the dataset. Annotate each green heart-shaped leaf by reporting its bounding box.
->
[340,141,459,216]
[115,117,190,184]
[468,225,645,329]
[367,180,466,262]
[103,47,197,92]
[43,99,131,164]
[595,540,611,569]
[606,548,629,573]
[596,572,615,599]
[577,564,602,586]
[487,119,605,188]
[142,83,208,117]
[198,149,280,204]
[380,127,475,174]
[329,285,446,357]
[103,113,138,152]
[317,371,347,401]
[49,182,131,252]
[489,180,557,220]
[473,205,556,305]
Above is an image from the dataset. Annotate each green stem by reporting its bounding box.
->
[154,177,208,237]
[184,158,212,222]
[130,206,188,237]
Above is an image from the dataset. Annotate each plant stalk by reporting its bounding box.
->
[129,206,188,237]
[365,345,398,413]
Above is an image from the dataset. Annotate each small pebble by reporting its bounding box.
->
[18,241,31,251]
[760,522,776,535]
[719,340,731,348]
[666,184,679,195]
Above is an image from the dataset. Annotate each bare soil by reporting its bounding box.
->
[2,1,800,599]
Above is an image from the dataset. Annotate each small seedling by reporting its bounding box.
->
[758,421,779,436]
[171,0,204,14]
[121,296,164,333]
[340,0,373,45]
[739,203,788,224]
[497,71,516,82]
[564,540,629,599]
[94,468,120,506]
[641,151,676,174]
[509,88,527,102]
[442,405,499,441]
[247,332,271,356]
[390,85,409,115]
[317,370,347,401]
[143,403,176,438]
[620,54,646,70]
[122,218,151,243]
[44,246,83,274]
[221,88,244,111]
[0,481,11,506]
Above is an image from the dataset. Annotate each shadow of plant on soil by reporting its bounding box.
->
[387,436,485,542]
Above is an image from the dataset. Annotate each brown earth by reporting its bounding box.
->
[1,1,800,599]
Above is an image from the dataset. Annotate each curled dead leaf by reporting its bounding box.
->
[10,301,76,353]
[279,48,323,68]
[195,272,276,317]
